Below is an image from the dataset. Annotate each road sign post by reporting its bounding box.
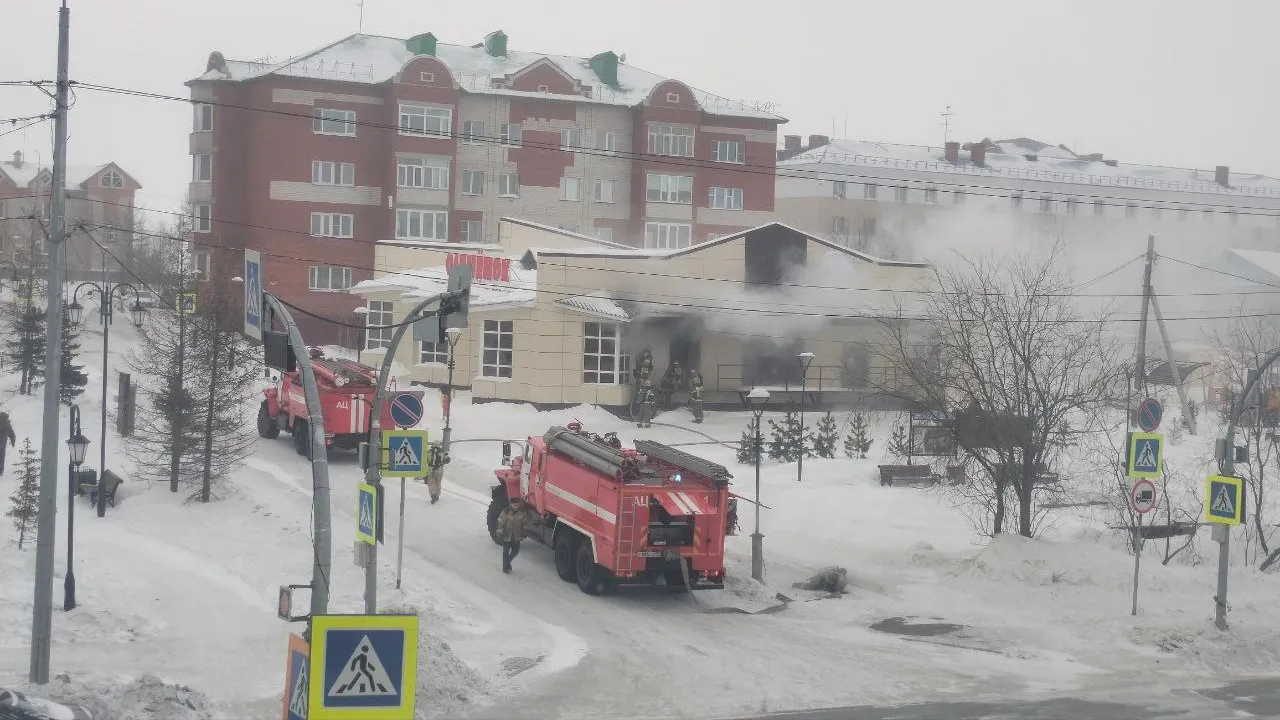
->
[308,614,418,720]
[283,633,309,720]
[1127,432,1164,478]
[1129,478,1157,616]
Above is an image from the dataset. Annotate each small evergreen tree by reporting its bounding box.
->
[887,423,912,461]
[736,417,761,465]
[767,410,813,463]
[812,412,839,459]
[7,439,40,549]
[844,413,873,459]
[58,304,88,404]
[1181,399,1199,431]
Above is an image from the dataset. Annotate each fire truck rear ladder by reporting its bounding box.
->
[616,499,636,575]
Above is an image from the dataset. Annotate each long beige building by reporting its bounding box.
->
[351,217,930,409]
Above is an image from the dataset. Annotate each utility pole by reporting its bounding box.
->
[30,0,71,685]
[1134,235,1197,434]
[1135,235,1155,395]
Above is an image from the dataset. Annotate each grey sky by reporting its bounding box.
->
[2,0,1278,215]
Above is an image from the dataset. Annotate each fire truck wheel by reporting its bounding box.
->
[554,532,579,582]
[575,543,607,596]
[257,400,280,439]
[293,419,310,458]
[486,496,507,545]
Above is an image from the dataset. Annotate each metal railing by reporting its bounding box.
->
[713,364,849,393]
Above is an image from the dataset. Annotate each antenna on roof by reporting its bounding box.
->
[940,104,954,146]
[353,0,365,33]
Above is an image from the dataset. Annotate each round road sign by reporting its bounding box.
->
[1137,397,1163,432]
[389,392,424,428]
[1130,479,1158,515]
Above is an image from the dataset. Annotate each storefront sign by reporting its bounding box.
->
[446,253,510,282]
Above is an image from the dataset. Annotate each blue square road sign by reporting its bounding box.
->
[382,430,428,477]
[1127,432,1163,478]
[356,482,377,545]
[308,613,418,720]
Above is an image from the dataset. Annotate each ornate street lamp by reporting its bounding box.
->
[744,387,771,582]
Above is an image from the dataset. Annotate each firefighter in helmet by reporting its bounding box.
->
[634,347,654,384]
[425,443,446,504]
[688,370,705,424]
[637,380,656,428]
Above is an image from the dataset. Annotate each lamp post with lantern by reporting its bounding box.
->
[63,406,90,611]
[743,387,771,581]
[796,352,816,482]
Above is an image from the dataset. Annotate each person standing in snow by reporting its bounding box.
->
[634,347,654,384]
[0,412,14,476]
[636,381,656,428]
[497,497,528,574]
[425,444,445,504]
[688,371,705,424]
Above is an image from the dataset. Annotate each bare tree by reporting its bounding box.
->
[873,245,1126,537]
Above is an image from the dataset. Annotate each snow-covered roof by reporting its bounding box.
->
[0,160,135,190]
[555,294,632,322]
[194,34,784,121]
[349,264,536,311]
[500,217,633,250]
[780,137,1280,199]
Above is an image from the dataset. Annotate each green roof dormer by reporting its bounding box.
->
[484,30,507,57]
[406,32,438,57]
[589,51,619,88]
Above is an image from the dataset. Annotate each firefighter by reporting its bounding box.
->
[497,497,528,574]
[425,444,445,504]
[0,411,13,476]
[688,370,705,424]
[726,498,740,536]
[634,347,654,384]
[637,381,656,428]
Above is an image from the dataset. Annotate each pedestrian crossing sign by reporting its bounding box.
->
[382,429,428,478]
[1127,432,1164,478]
[356,482,377,545]
[308,613,418,720]
[282,633,309,720]
[1205,474,1243,525]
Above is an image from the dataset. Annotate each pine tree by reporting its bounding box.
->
[888,423,911,461]
[767,411,812,463]
[844,413,873,459]
[58,304,88,404]
[812,412,839,459]
[2,243,48,395]
[7,439,41,549]
[736,417,761,465]
[1182,399,1199,431]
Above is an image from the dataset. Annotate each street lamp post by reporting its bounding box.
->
[63,406,90,612]
[441,326,463,459]
[744,387,771,582]
[796,352,816,482]
[69,281,145,518]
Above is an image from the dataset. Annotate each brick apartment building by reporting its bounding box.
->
[0,151,140,277]
[186,30,785,344]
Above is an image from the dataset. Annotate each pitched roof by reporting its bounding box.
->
[193,33,784,121]
[0,160,139,190]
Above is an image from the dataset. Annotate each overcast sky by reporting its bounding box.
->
[2,0,1278,215]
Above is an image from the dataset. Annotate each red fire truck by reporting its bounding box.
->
[256,349,424,456]
[489,422,732,595]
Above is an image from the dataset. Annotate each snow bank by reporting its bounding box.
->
[7,674,212,720]
[381,602,489,718]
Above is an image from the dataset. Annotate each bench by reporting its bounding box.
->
[92,471,125,508]
[72,469,98,497]
[878,464,938,487]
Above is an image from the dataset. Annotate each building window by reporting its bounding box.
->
[482,319,514,378]
[395,209,448,240]
[500,123,522,146]
[100,169,124,188]
[583,322,628,385]
[365,301,392,350]
[712,140,745,164]
[833,181,847,199]
[593,180,616,203]
[1125,203,1137,218]
[953,189,966,205]
[560,177,581,201]
[419,340,448,365]
[396,157,448,189]
[192,154,212,182]
[924,187,939,204]
[310,213,354,238]
[308,265,352,291]
[312,161,355,186]
[644,222,692,249]
[831,216,849,236]
[461,120,485,144]
[420,71,435,83]
[313,108,356,136]
[1040,196,1053,213]
[193,103,213,132]
[708,186,743,210]
[894,186,908,203]
[461,170,484,195]
[398,103,451,137]
[647,123,695,157]
[860,216,877,239]
[499,172,520,197]
[594,227,614,242]
[188,252,210,281]
[1066,197,1078,214]
[864,183,878,200]
[1093,200,1105,216]
[461,219,483,242]
[192,203,212,233]
[561,128,582,151]
[646,174,693,204]
[597,132,617,152]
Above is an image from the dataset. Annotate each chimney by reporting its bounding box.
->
[11,151,22,168]
[784,135,801,152]
[1216,165,1230,186]
[944,141,959,163]
[808,134,829,149]
[969,142,986,167]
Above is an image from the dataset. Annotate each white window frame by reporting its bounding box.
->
[833,181,847,199]
[308,265,353,292]
[711,140,745,164]
[646,174,693,204]
[461,170,484,196]
[647,123,695,157]
[1040,196,1053,214]
[644,222,692,249]
[100,170,124,188]
[192,154,212,182]
[561,128,583,151]
[831,216,849,236]
[1093,200,1105,216]
[460,219,483,243]
[313,108,356,136]
[864,183,878,200]
[312,161,355,186]
[894,186,908,203]
[396,157,448,190]
[924,187,939,204]
[192,203,212,233]
[365,301,393,350]
[597,131,617,152]
[560,177,581,201]
[193,103,213,132]
[461,120,485,144]
[501,123,522,147]
[708,186,743,210]
[398,103,451,138]
[593,227,614,242]
[593,180,616,203]
[310,212,354,238]
[190,251,211,281]
[395,209,448,241]
[482,319,514,379]
[1066,197,1079,214]
[499,172,520,198]
[583,322,629,385]
[953,189,966,205]
[419,340,448,365]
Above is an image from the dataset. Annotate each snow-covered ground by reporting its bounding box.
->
[1,319,1278,719]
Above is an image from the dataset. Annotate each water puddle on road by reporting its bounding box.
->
[870,616,965,637]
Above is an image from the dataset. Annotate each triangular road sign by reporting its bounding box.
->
[394,438,421,469]
[288,660,309,717]
[1135,441,1157,470]
[328,635,398,698]
[359,495,374,532]
[1212,486,1236,515]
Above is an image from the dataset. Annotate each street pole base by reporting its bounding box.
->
[750,532,765,583]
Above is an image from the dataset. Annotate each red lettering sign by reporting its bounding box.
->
[445,252,510,282]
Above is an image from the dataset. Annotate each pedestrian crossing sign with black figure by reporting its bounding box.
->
[1205,474,1244,525]
[382,429,428,478]
[1126,432,1164,479]
[308,614,418,719]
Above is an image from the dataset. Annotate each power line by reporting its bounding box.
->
[0,116,52,140]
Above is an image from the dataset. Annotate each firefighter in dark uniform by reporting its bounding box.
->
[637,380,656,428]
[688,370,705,424]
[635,347,654,384]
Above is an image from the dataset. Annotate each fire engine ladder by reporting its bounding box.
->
[616,499,636,575]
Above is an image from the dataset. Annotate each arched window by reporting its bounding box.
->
[101,170,123,188]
